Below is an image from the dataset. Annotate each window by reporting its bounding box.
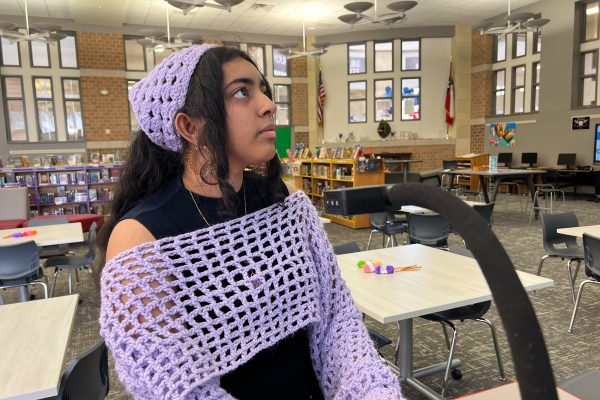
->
[127,80,140,133]
[585,1,599,42]
[348,80,367,123]
[33,77,57,141]
[494,70,506,115]
[247,44,265,74]
[1,37,20,66]
[124,36,146,71]
[273,84,290,125]
[62,78,84,141]
[272,47,288,77]
[2,76,28,142]
[348,43,366,74]
[494,35,507,62]
[59,33,78,68]
[532,62,540,112]
[582,51,598,106]
[513,33,527,58]
[401,40,420,71]
[374,79,393,121]
[374,41,393,72]
[401,78,420,120]
[30,41,50,67]
[512,65,526,113]
[533,32,542,54]
[153,48,174,66]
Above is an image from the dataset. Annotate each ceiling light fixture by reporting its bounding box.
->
[338,1,417,28]
[474,0,549,36]
[164,0,245,15]
[138,6,203,52]
[0,0,65,44]
[278,20,330,59]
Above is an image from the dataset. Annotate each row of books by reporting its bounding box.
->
[88,187,114,201]
[31,204,89,217]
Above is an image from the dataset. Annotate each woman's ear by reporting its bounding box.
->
[175,112,204,146]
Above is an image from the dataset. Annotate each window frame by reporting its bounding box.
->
[348,80,367,123]
[512,33,527,59]
[32,75,58,142]
[61,77,84,142]
[374,78,394,122]
[272,84,291,126]
[29,41,51,68]
[511,64,526,114]
[493,35,507,63]
[246,44,265,75]
[532,62,540,112]
[583,1,600,43]
[400,39,421,71]
[400,76,421,121]
[272,46,289,77]
[0,37,21,67]
[533,31,542,54]
[581,50,598,107]
[123,35,147,72]
[373,40,394,73]
[347,42,367,75]
[2,75,29,142]
[493,69,506,116]
[127,79,141,134]
[58,31,79,69]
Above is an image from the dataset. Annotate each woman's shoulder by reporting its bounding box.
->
[106,219,156,263]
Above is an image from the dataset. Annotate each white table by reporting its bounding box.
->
[0,294,79,400]
[456,381,578,399]
[557,224,600,238]
[400,201,485,215]
[336,244,554,399]
[0,222,84,247]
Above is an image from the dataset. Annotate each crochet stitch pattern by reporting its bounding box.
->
[100,191,403,399]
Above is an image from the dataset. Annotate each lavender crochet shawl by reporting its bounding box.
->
[100,191,403,399]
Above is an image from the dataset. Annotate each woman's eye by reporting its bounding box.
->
[233,87,249,98]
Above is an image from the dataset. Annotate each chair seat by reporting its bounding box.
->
[44,255,89,269]
[381,222,407,235]
[421,301,491,322]
[546,247,584,258]
[0,267,44,285]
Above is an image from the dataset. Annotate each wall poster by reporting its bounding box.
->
[489,122,517,147]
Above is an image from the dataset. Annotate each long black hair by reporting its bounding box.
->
[95,46,283,273]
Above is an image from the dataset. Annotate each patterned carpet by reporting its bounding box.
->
[4,191,599,399]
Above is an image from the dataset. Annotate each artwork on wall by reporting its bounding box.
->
[489,122,516,147]
[571,116,590,130]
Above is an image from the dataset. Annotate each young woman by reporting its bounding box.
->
[97,44,402,400]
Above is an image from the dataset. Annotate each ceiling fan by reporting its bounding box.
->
[137,6,203,52]
[473,0,549,36]
[0,0,66,44]
[278,21,330,59]
[338,1,417,28]
[164,0,245,15]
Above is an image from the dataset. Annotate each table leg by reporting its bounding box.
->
[527,175,539,219]
[491,177,503,203]
[479,176,490,203]
[403,166,409,184]
[18,286,29,302]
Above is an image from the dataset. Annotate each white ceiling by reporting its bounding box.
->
[0,0,543,39]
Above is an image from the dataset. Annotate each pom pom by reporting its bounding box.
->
[357,260,366,268]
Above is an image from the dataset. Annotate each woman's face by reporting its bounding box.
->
[222,57,277,172]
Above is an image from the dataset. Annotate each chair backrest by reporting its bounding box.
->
[583,234,600,280]
[472,202,495,227]
[85,222,98,262]
[333,241,361,255]
[0,187,29,220]
[370,212,390,230]
[55,339,109,400]
[408,213,450,247]
[0,240,40,280]
[28,216,69,227]
[442,160,458,170]
[540,212,580,251]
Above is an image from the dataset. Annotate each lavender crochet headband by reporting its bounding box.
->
[128,44,219,152]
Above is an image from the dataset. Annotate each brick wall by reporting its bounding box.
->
[81,77,130,141]
[470,125,484,154]
[290,56,308,130]
[77,32,125,70]
[471,71,492,118]
[295,131,309,146]
[471,33,493,152]
[471,34,492,67]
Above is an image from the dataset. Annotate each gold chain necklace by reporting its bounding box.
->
[187,182,247,227]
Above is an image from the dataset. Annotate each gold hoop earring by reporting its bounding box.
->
[198,145,216,179]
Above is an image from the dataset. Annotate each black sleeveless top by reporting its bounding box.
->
[123,172,324,400]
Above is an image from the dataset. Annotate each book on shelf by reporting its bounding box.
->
[88,171,100,183]
[56,186,66,197]
[58,173,69,185]
[88,188,97,201]
[76,171,86,185]
[101,169,110,181]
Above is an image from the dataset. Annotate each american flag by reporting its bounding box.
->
[317,70,326,126]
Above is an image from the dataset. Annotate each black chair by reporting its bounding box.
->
[0,240,48,303]
[44,222,97,297]
[366,212,407,250]
[472,202,495,228]
[41,339,109,400]
[441,160,459,190]
[412,247,506,397]
[538,212,584,303]
[332,241,393,352]
[407,213,450,248]
[28,216,72,258]
[568,233,600,332]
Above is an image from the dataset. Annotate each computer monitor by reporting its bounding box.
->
[521,152,538,167]
[557,153,576,169]
[594,124,600,165]
[497,152,512,166]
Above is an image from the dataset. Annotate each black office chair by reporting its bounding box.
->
[28,216,72,258]
[568,233,600,332]
[0,240,48,304]
[332,241,393,352]
[41,339,109,400]
[407,213,450,248]
[472,202,495,228]
[366,213,407,250]
[538,212,584,303]
[414,247,506,397]
[44,222,97,297]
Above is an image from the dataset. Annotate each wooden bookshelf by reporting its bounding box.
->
[293,158,384,229]
[454,153,489,191]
